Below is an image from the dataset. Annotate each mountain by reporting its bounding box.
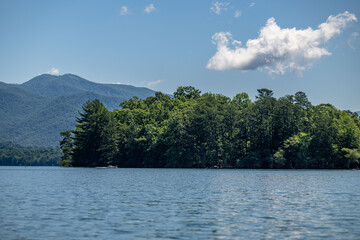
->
[0,83,45,130]
[0,74,156,147]
[21,74,154,100]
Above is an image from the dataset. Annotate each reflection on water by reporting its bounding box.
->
[0,167,359,239]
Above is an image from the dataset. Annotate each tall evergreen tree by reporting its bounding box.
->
[71,99,115,167]
[59,130,73,166]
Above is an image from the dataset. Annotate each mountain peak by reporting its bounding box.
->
[20,73,156,100]
[28,73,58,81]
[0,74,156,146]
[26,73,85,83]
[21,74,97,98]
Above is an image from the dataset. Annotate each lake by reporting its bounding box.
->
[0,167,359,239]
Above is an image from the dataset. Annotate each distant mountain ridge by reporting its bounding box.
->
[21,74,154,100]
[0,74,156,147]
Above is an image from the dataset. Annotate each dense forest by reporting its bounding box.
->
[60,87,360,169]
[0,142,61,166]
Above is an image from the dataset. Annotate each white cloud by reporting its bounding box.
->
[147,80,163,87]
[249,2,255,7]
[210,1,229,15]
[144,4,156,14]
[207,11,357,74]
[120,6,129,16]
[234,10,242,18]
[48,68,60,75]
[347,32,359,49]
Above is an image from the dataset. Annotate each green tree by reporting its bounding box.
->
[233,92,251,109]
[72,99,115,167]
[60,87,360,169]
[173,86,201,100]
[342,148,360,169]
[274,133,311,168]
[248,89,276,167]
[59,130,73,166]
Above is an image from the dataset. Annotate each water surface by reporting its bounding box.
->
[0,167,359,239]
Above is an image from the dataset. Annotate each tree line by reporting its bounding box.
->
[0,142,61,166]
[60,87,360,169]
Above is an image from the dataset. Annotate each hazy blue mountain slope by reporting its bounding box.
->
[21,74,86,97]
[105,84,156,99]
[0,84,45,129]
[0,74,156,147]
[21,74,155,100]
[0,101,78,146]
[46,91,124,111]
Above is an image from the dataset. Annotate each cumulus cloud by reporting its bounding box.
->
[210,1,229,15]
[234,10,242,18]
[120,6,129,16]
[249,2,255,7]
[147,80,163,87]
[48,68,60,75]
[144,4,156,14]
[207,11,357,74]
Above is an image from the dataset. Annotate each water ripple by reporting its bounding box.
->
[0,167,359,239]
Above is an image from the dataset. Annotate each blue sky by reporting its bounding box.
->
[0,0,359,111]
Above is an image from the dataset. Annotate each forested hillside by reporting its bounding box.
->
[0,142,61,166]
[0,74,155,146]
[60,87,360,169]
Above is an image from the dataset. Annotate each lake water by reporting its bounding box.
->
[0,167,359,239]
